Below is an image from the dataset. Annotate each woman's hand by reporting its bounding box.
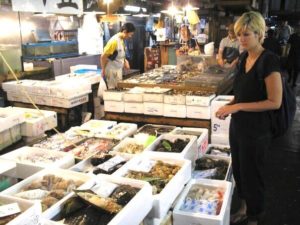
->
[215,104,240,120]
[124,59,130,70]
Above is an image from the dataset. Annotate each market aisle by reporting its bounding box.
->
[230,84,300,225]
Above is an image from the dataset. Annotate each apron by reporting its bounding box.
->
[105,34,125,89]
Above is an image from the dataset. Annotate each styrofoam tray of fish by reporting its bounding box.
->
[144,134,198,164]
[64,126,109,138]
[186,94,216,106]
[205,144,231,159]
[136,124,176,136]
[0,194,42,225]
[172,127,209,157]
[194,155,232,181]
[0,147,75,179]
[110,137,149,157]
[80,120,117,132]
[0,107,25,132]
[43,174,153,225]
[99,123,137,140]
[173,179,232,225]
[103,90,125,101]
[2,168,92,215]
[113,155,192,218]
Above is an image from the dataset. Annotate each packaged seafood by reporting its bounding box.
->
[205,144,231,158]
[100,123,137,140]
[80,120,117,133]
[137,124,176,136]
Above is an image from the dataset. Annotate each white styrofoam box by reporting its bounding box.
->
[194,155,232,181]
[79,73,101,85]
[172,127,209,157]
[34,95,53,106]
[144,134,198,164]
[186,105,211,119]
[44,174,153,225]
[173,179,232,225]
[6,92,22,102]
[100,122,137,140]
[81,119,117,132]
[114,155,192,218]
[164,94,186,105]
[0,125,22,151]
[163,104,186,118]
[123,87,145,102]
[0,158,16,174]
[104,101,124,113]
[2,80,19,92]
[51,94,89,108]
[124,102,144,114]
[0,107,25,132]
[103,90,125,101]
[143,211,172,225]
[211,133,230,146]
[0,194,42,225]
[111,137,148,157]
[70,64,97,73]
[144,102,164,116]
[2,168,91,216]
[186,94,216,106]
[0,147,75,179]
[143,88,170,103]
[12,107,57,137]
[211,95,234,135]
[205,144,231,159]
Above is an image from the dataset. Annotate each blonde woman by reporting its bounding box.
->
[216,11,282,225]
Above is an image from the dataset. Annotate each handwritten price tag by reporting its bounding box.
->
[0,203,21,218]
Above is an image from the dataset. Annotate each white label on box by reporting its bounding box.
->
[129,159,156,173]
[97,155,126,172]
[91,181,119,198]
[0,203,21,218]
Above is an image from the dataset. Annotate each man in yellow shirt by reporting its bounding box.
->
[101,23,135,89]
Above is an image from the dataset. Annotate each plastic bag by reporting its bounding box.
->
[97,76,107,100]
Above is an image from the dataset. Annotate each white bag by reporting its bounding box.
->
[97,77,107,99]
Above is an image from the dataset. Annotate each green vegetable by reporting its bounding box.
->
[162,140,172,151]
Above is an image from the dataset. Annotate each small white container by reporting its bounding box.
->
[163,104,186,118]
[144,102,164,116]
[103,90,125,101]
[124,102,144,114]
[186,105,211,119]
[186,94,216,106]
[104,101,125,113]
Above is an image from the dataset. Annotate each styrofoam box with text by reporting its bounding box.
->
[0,147,75,179]
[6,92,23,102]
[44,174,153,225]
[143,88,170,103]
[80,119,117,132]
[144,134,198,164]
[0,107,25,132]
[172,127,209,157]
[104,101,124,113]
[211,133,230,146]
[114,155,192,218]
[123,89,144,102]
[173,179,232,225]
[0,194,42,225]
[186,94,216,106]
[124,102,144,114]
[103,90,125,101]
[2,168,91,217]
[100,123,138,140]
[51,94,89,108]
[12,107,57,137]
[144,102,164,116]
[164,94,186,105]
[211,95,234,135]
[186,105,211,119]
[163,104,186,118]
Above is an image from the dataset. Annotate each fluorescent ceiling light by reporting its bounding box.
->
[184,4,199,11]
[125,5,147,13]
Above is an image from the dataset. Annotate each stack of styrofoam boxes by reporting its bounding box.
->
[186,93,216,119]
[0,147,75,179]
[2,78,91,108]
[124,87,145,114]
[43,174,153,225]
[114,155,191,224]
[143,88,170,116]
[0,107,25,151]
[173,179,232,225]
[11,107,57,137]
[0,194,42,225]
[103,89,125,113]
[210,95,234,146]
[164,91,186,118]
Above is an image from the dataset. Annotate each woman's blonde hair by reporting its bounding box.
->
[234,11,266,43]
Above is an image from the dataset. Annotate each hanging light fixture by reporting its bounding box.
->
[161,2,183,15]
[133,7,149,17]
